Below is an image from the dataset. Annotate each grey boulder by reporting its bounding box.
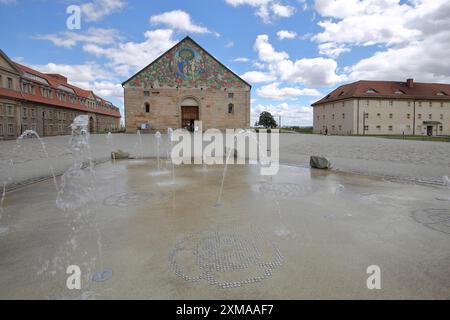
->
[112,150,130,160]
[310,156,331,169]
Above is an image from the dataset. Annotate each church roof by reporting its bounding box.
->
[122,36,251,89]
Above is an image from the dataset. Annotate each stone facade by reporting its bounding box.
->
[313,80,450,136]
[123,37,251,132]
[0,49,121,140]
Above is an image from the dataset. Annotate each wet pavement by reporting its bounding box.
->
[0,159,449,299]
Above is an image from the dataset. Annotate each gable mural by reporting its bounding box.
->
[128,39,247,90]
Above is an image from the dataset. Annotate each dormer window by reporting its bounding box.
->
[395,90,405,95]
[338,91,345,96]
[436,91,447,96]
[365,88,377,94]
[325,94,330,99]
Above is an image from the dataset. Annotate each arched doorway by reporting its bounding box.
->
[181,97,199,132]
[89,116,95,133]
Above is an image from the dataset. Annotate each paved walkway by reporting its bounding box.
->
[0,133,449,188]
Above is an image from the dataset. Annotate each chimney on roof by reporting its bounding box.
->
[406,78,414,88]
[47,74,67,83]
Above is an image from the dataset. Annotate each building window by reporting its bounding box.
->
[376,125,381,130]
[228,93,234,99]
[408,101,411,107]
[377,113,381,117]
[440,114,444,120]
[23,108,27,118]
[7,105,13,116]
[338,125,342,131]
[429,102,432,107]
[332,125,335,131]
[144,91,150,97]
[389,100,393,106]
[7,78,13,89]
[418,102,422,107]
[364,125,369,131]
[440,126,443,131]
[417,125,422,130]
[332,114,335,120]
[389,113,393,119]
[8,123,14,134]
[364,113,368,119]
[418,114,422,119]
[342,113,345,119]
[407,113,411,119]
[428,114,432,120]
[0,124,2,135]
[441,102,444,108]
[145,103,150,113]
[388,125,393,131]
[406,125,411,131]
[365,100,369,106]
[323,115,325,120]
[228,103,234,114]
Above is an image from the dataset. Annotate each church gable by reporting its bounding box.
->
[125,37,250,90]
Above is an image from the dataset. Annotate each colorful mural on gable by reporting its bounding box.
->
[128,39,248,90]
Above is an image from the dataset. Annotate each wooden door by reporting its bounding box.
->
[181,106,198,131]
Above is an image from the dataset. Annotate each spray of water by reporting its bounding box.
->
[155,131,162,171]
[0,130,59,235]
[215,145,235,208]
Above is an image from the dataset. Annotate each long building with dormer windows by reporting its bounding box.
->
[0,49,121,140]
[312,79,450,136]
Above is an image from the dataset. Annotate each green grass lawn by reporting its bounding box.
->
[373,135,450,142]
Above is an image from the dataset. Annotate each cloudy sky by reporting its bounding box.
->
[1,0,449,126]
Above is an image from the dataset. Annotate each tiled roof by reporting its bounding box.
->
[0,61,120,118]
[312,80,450,106]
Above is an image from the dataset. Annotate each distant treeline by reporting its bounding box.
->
[282,126,313,134]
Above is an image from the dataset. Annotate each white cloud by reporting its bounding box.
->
[318,42,350,58]
[254,34,289,62]
[35,28,123,49]
[225,0,295,23]
[0,0,16,4]
[233,57,250,62]
[30,62,113,88]
[253,34,344,86]
[150,10,219,36]
[257,82,321,100]
[314,0,450,82]
[271,3,296,17]
[252,102,313,126]
[83,29,177,76]
[81,0,126,22]
[276,30,297,40]
[225,41,235,48]
[241,71,276,83]
[347,32,450,83]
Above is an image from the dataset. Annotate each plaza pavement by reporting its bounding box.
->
[0,133,449,189]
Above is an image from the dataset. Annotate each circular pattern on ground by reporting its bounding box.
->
[411,208,450,235]
[103,191,167,207]
[258,182,317,198]
[169,230,283,289]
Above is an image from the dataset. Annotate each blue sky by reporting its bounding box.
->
[1,0,449,126]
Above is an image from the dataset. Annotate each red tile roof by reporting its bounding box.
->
[0,61,121,118]
[312,79,450,106]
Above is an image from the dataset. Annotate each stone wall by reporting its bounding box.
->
[125,87,250,132]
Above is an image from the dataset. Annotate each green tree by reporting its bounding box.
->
[257,111,277,128]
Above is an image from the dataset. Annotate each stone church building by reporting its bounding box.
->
[122,37,251,132]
